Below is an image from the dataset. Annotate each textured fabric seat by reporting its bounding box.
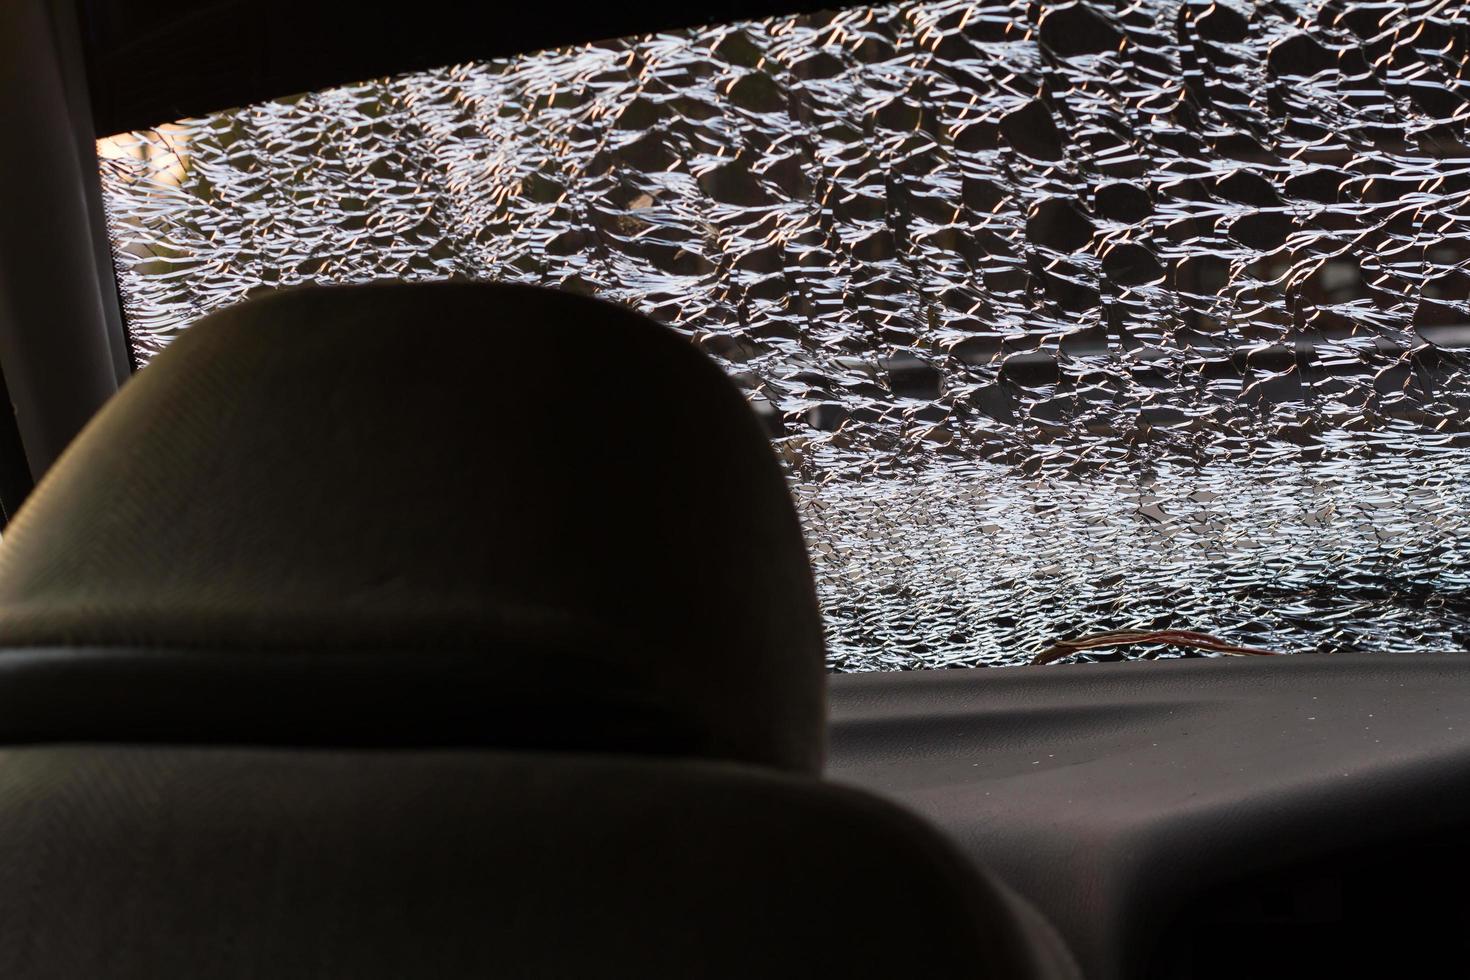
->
[0,282,1075,978]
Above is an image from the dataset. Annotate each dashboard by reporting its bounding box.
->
[828,653,1470,978]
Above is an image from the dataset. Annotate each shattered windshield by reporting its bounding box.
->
[98,0,1470,669]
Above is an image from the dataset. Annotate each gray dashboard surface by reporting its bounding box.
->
[827,654,1470,979]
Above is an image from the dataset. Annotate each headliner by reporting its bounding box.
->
[76,0,855,135]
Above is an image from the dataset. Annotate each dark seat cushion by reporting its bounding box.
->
[0,283,825,772]
[0,746,1072,979]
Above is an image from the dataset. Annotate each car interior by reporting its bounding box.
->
[1,0,1469,977]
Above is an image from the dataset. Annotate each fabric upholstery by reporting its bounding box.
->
[0,746,1069,979]
[0,283,1078,977]
[0,283,825,772]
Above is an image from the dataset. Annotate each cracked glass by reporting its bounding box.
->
[99,0,1470,669]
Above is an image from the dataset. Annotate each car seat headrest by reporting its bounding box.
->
[0,282,826,772]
